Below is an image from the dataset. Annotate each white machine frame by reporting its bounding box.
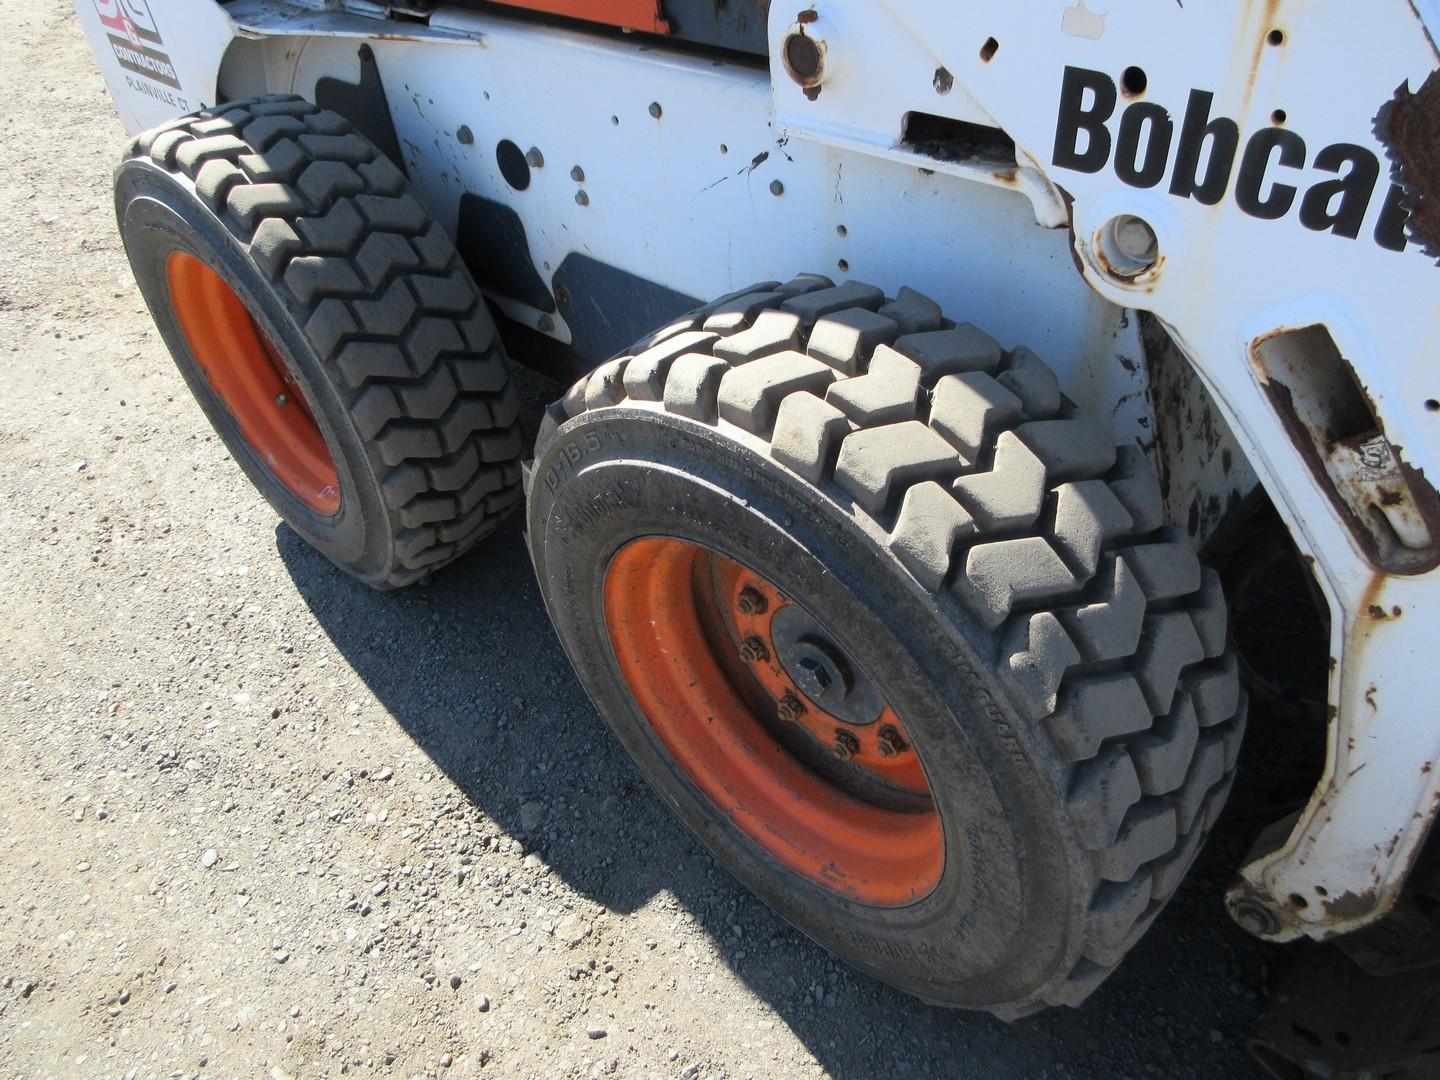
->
[75,0,1440,945]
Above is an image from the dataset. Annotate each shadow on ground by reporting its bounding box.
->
[274,380,1283,1079]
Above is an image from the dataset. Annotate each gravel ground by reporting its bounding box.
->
[0,3,1290,1076]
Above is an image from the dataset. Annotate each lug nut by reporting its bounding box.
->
[832,730,860,761]
[736,586,768,615]
[794,655,833,699]
[777,691,806,723]
[876,725,907,758]
[738,636,770,664]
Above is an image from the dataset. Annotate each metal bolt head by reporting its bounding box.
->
[275,393,289,407]
[574,190,590,207]
[777,691,806,723]
[876,725,906,758]
[456,125,475,146]
[1113,214,1158,263]
[738,636,770,664]
[1230,898,1281,938]
[832,730,860,761]
[736,586,768,616]
[570,164,585,182]
[524,146,544,168]
[794,655,833,700]
[648,102,662,119]
[769,179,785,197]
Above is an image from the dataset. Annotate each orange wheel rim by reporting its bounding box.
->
[166,251,340,515]
[604,538,943,907]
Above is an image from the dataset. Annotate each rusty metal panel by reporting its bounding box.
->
[480,0,668,34]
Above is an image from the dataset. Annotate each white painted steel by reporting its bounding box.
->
[71,0,1440,943]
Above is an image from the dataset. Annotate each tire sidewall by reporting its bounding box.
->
[115,160,393,582]
[528,407,1086,1008]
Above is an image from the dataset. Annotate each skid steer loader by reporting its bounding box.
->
[74,0,1440,1067]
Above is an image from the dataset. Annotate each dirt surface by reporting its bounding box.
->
[0,3,1286,1077]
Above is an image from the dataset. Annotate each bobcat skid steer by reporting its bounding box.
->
[75,0,1440,1056]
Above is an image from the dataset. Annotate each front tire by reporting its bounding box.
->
[526,275,1246,1014]
[115,95,523,588]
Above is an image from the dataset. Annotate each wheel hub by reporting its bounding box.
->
[771,603,885,726]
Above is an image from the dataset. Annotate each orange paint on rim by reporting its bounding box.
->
[166,252,339,515]
[604,538,943,907]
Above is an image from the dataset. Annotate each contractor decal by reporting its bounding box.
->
[94,0,182,92]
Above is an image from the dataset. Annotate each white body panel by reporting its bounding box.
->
[72,0,1440,943]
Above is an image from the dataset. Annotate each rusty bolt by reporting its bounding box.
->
[570,164,585,182]
[524,146,544,168]
[777,691,806,723]
[574,190,590,207]
[796,8,818,23]
[736,586,768,616]
[648,101,663,119]
[457,125,475,146]
[832,730,860,761]
[1230,898,1282,937]
[876,725,907,758]
[738,636,770,664]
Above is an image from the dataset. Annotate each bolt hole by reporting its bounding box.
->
[1315,885,1328,897]
[610,114,619,126]
[1121,65,1148,97]
[837,259,849,272]
[1289,892,1309,909]
[979,37,999,62]
[719,143,728,154]
[1271,108,1287,125]
[482,90,490,101]
[1268,28,1285,46]
[835,224,847,237]
[1426,399,1439,412]
[495,139,530,192]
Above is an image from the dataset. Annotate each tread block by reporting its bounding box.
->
[701,291,780,334]
[239,140,307,184]
[358,154,407,196]
[402,316,465,375]
[950,432,1048,532]
[998,346,1061,418]
[226,182,305,231]
[1130,694,1200,795]
[806,308,899,376]
[296,160,366,209]
[717,351,836,435]
[1185,653,1241,727]
[892,323,1003,384]
[1087,874,1156,962]
[625,330,719,401]
[888,481,975,591]
[456,465,505,512]
[352,384,402,442]
[823,345,921,425]
[410,269,478,315]
[411,220,455,273]
[780,281,884,325]
[1059,555,1147,663]
[304,298,358,357]
[283,255,363,305]
[1069,748,1143,849]
[712,310,802,364]
[1094,799,1177,881]
[248,217,302,280]
[928,372,1023,463]
[1149,818,1207,900]
[400,492,458,528]
[695,281,781,316]
[298,132,374,166]
[773,272,834,296]
[955,536,1078,630]
[354,192,426,232]
[396,367,458,420]
[833,421,959,517]
[382,462,429,510]
[1134,612,1207,716]
[336,340,411,387]
[1050,481,1133,579]
[427,444,481,491]
[1107,445,1165,534]
[1015,416,1117,481]
[664,354,730,423]
[1189,568,1229,658]
[240,114,306,151]
[585,357,630,408]
[194,159,246,213]
[354,231,422,289]
[771,392,851,485]
[1047,673,1154,762]
[438,399,496,452]
[1042,959,1112,1008]
[878,286,944,334]
[174,133,248,175]
[295,199,367,254]
[1003,611,1081,718]
[353,279,418,337]
[1116,535,1202,601]
[1174,733,1228,833]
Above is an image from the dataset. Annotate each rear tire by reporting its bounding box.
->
[115,95,523,588]
[526,275,1246,1014]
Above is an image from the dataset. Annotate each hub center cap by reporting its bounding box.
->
[771,604,885,725]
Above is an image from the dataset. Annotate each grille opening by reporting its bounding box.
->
[901,113,1016,169]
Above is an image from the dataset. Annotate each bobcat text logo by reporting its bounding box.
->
[1052,66,1413,254]
[94,0,181,91]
